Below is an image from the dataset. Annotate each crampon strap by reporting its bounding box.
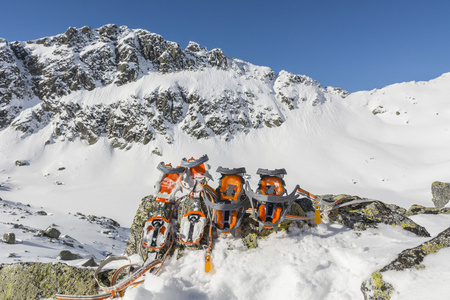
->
[245,181,299,231]
[202,184,249,235]
[57,223,175,300]
[284,198,383,221]
[55,257,162,300]
[180,155,213,191]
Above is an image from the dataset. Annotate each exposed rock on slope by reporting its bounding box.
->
[361,227,450,300]
[323,195,430,237]
[0,25,345,147]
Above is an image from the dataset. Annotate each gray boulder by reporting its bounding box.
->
[44,227,61,239]
[3,232,15,244]
[59,250,82,261]
[81,257,98,267]
[431,181,450,208]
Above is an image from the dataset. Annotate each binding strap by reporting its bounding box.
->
[202,184,249,236]
[245,183,300,231]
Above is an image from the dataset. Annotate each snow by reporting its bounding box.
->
[0,198,128,264]
[1,71,450,299]
[121,225,433,300]
[385,247,450,300]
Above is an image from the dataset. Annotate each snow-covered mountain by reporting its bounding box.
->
[1,25,449,221]
[0,24,348,148]
[1,25,450,300]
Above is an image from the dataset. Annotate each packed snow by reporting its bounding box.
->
[1,72,450,299]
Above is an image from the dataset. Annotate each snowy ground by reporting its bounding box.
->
[122,219,450,300]
[1,194,449,300]
[1,74,450,298]
[0,197,129,265]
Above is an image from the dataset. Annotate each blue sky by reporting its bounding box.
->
[1,0,449,92]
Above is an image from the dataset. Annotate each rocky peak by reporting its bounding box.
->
[0,25,346,147]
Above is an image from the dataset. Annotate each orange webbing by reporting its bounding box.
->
[216,210,224,228]
[111,264,141,287]
[96,260,162,296]
[110,263,141,297]
[259,205,266,222]
[201,187,214,273]
[272,206,282,223]
[260,177,284,195]
[258,205,282,224]
[296,188,318,200]
[205,222,213,273]
[56,295,111,300]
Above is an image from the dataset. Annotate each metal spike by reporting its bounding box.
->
[259,223,264,232]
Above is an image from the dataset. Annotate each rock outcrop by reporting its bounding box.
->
[323,195,430,237]
[0,262,97,300]
[431,181,450,208]
[361,227,450,300]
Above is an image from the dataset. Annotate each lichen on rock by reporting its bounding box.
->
[0,262,97,300]
[324,195,430,237]
[361,227,450,300]
[431,181,450,208]
[361,270,394,300]
[404,204,450,217]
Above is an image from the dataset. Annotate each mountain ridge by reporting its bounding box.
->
[1,24,347,147]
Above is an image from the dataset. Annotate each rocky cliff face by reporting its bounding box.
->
[0,25,345,147]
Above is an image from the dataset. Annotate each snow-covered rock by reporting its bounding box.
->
[361,227,450,300]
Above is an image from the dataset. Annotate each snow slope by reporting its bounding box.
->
[1,72,449,226]
[1,71,450,299]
